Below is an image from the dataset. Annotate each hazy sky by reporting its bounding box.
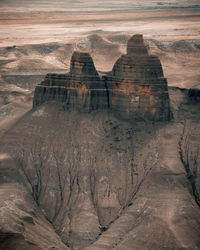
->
[0,0,199,47]
[0,0,199,12]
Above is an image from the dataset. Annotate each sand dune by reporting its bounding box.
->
[0,43,61,59]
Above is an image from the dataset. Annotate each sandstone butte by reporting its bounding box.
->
[33,34,172,121]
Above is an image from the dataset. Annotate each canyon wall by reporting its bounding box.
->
[33,34,171,121]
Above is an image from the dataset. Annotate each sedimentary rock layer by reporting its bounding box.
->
[33,34,171,121]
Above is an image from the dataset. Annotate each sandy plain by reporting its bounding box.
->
[0,8,199,47]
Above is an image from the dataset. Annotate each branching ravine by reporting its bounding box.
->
[178,121,200,207]
[88,138,159,247]
[110,202,152,249]
[14,120,161,249]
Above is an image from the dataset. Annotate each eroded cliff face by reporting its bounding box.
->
[108,35,171,120]
[33,51,108,111]
[33,34,171,121]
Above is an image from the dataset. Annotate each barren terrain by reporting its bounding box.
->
[0,1,200,249]
[0,88,200,249]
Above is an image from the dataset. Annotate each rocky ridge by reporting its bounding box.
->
[33,34,171,121]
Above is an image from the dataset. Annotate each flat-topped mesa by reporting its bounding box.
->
[33,34,171,121]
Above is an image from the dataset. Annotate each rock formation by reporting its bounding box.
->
[33,34,171,121]
[108,34,171,120]
[188,88,200,103]
[33,52,108,111]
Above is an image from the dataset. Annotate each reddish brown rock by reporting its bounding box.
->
[70,51,99,86]
[109,34,171,121]
[33,52,108,110]
[127,34,149,55]
[33,34,171,121]
[69,51,108,110]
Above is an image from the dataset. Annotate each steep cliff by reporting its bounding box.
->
[109,34,171,120]
[33,34,171,121]
[33,52,108,111]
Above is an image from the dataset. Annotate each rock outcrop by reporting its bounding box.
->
[33,52,108,111]
[33,34,171,121]
[108,34,171,120]
[188,88,200,103]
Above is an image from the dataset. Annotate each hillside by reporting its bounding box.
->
[0,85,200,249]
